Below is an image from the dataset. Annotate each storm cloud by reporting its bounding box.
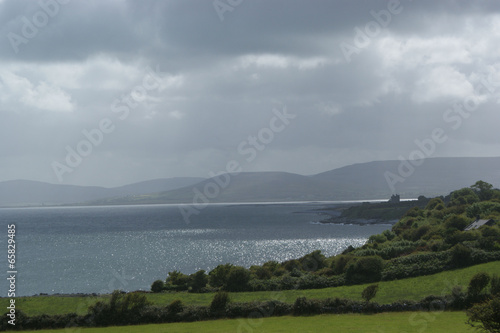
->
[1,0,499,186]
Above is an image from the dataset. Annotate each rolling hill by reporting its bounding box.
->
[88,156,500,205]
[0,177,205,206]
[1,156,499,206]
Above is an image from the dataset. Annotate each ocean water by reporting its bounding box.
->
[0,203,391,297]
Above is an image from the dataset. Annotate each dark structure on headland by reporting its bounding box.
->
[388,194,400,203]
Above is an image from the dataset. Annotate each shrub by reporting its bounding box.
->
[332,255,354,275]
[361,284,379,302]
[492,274,500,296]
[210,291,230,313]
[466,294,500,333]
[165,270,190,291]
[88,291,151,326]
[293,297,321,316]
[450,243,472,267]
[283,259,301,272]
[382,229,396,241]
[151,279,164,293]
[225,266,251,292]
[252,266,273,280]
[189,270,208,292]
[405,207,423,217]
[449,188,480,206]
[300,250,326,271]
[450,285,467,310]
[168,299,184,314]
[208,263,233,288]
[368,233,387,244]
[426,198,445,210]
[345,256,383,284]
[444,215,470,231]
[468,272,491,298]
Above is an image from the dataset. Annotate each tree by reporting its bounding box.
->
[208,263,233,288]
[166,270,190,291]
[449,188,480,206]
[467,295,500,333]
[471,181,494,201]
[225,266,251,292]
[189,270,208,292]
[300,250,326,271]
[361,284,379,302]
[150,280,164,293]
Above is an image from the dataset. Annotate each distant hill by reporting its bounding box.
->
[312,156,500,199]
[91,172,336,205]
[1,157,499,206]
[0,177,205,206]
[89,157,500,205]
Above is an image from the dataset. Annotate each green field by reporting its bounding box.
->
[3,261,499,317]
[14,312,473,333]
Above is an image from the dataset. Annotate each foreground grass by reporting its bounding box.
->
[3,261,499,316]
[14,312,473,333]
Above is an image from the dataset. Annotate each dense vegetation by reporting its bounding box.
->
[149,181,500,293]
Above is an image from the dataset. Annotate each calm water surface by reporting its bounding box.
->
[0,203,391,296]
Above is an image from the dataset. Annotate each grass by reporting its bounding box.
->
[3,261,499,316]
[13,312,474,333]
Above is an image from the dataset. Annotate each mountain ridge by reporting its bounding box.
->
[1,156,499,206]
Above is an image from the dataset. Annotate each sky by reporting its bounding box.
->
[1,0,500,187]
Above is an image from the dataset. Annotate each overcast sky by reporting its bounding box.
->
[1,0,499,187]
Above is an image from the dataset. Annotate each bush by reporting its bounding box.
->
[450,285,467,310]
[189,270,208,292]
[426,198,445,210]
[468,272,491,298]
[491,274,500,296]
[467,294,500,333]
[345,256,383,284]
[451,243,472,267]
[225,266,251,292]
[88,291,151,326]
[293,297,321,315]
[168,299,184,314]
[445,215,470,231]
[151,280,164,293]
[382,251,450,281]
[300,250,326,271]
[208,264,233,288]
[361,284,379,302]
[165,270,190,291]
[210,291,230,313]
[332,254,354,275]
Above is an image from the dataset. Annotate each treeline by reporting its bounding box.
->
[150,181,500,293]
[2,272,499,330]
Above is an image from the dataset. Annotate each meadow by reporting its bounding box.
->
[12,311,473,333]
[3,261,499,316]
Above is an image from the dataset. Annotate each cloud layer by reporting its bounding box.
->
[1,0,499,186]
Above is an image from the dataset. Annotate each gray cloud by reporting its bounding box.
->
[0,0,499,186]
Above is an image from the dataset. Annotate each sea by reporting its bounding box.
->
[0,202,392,297]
